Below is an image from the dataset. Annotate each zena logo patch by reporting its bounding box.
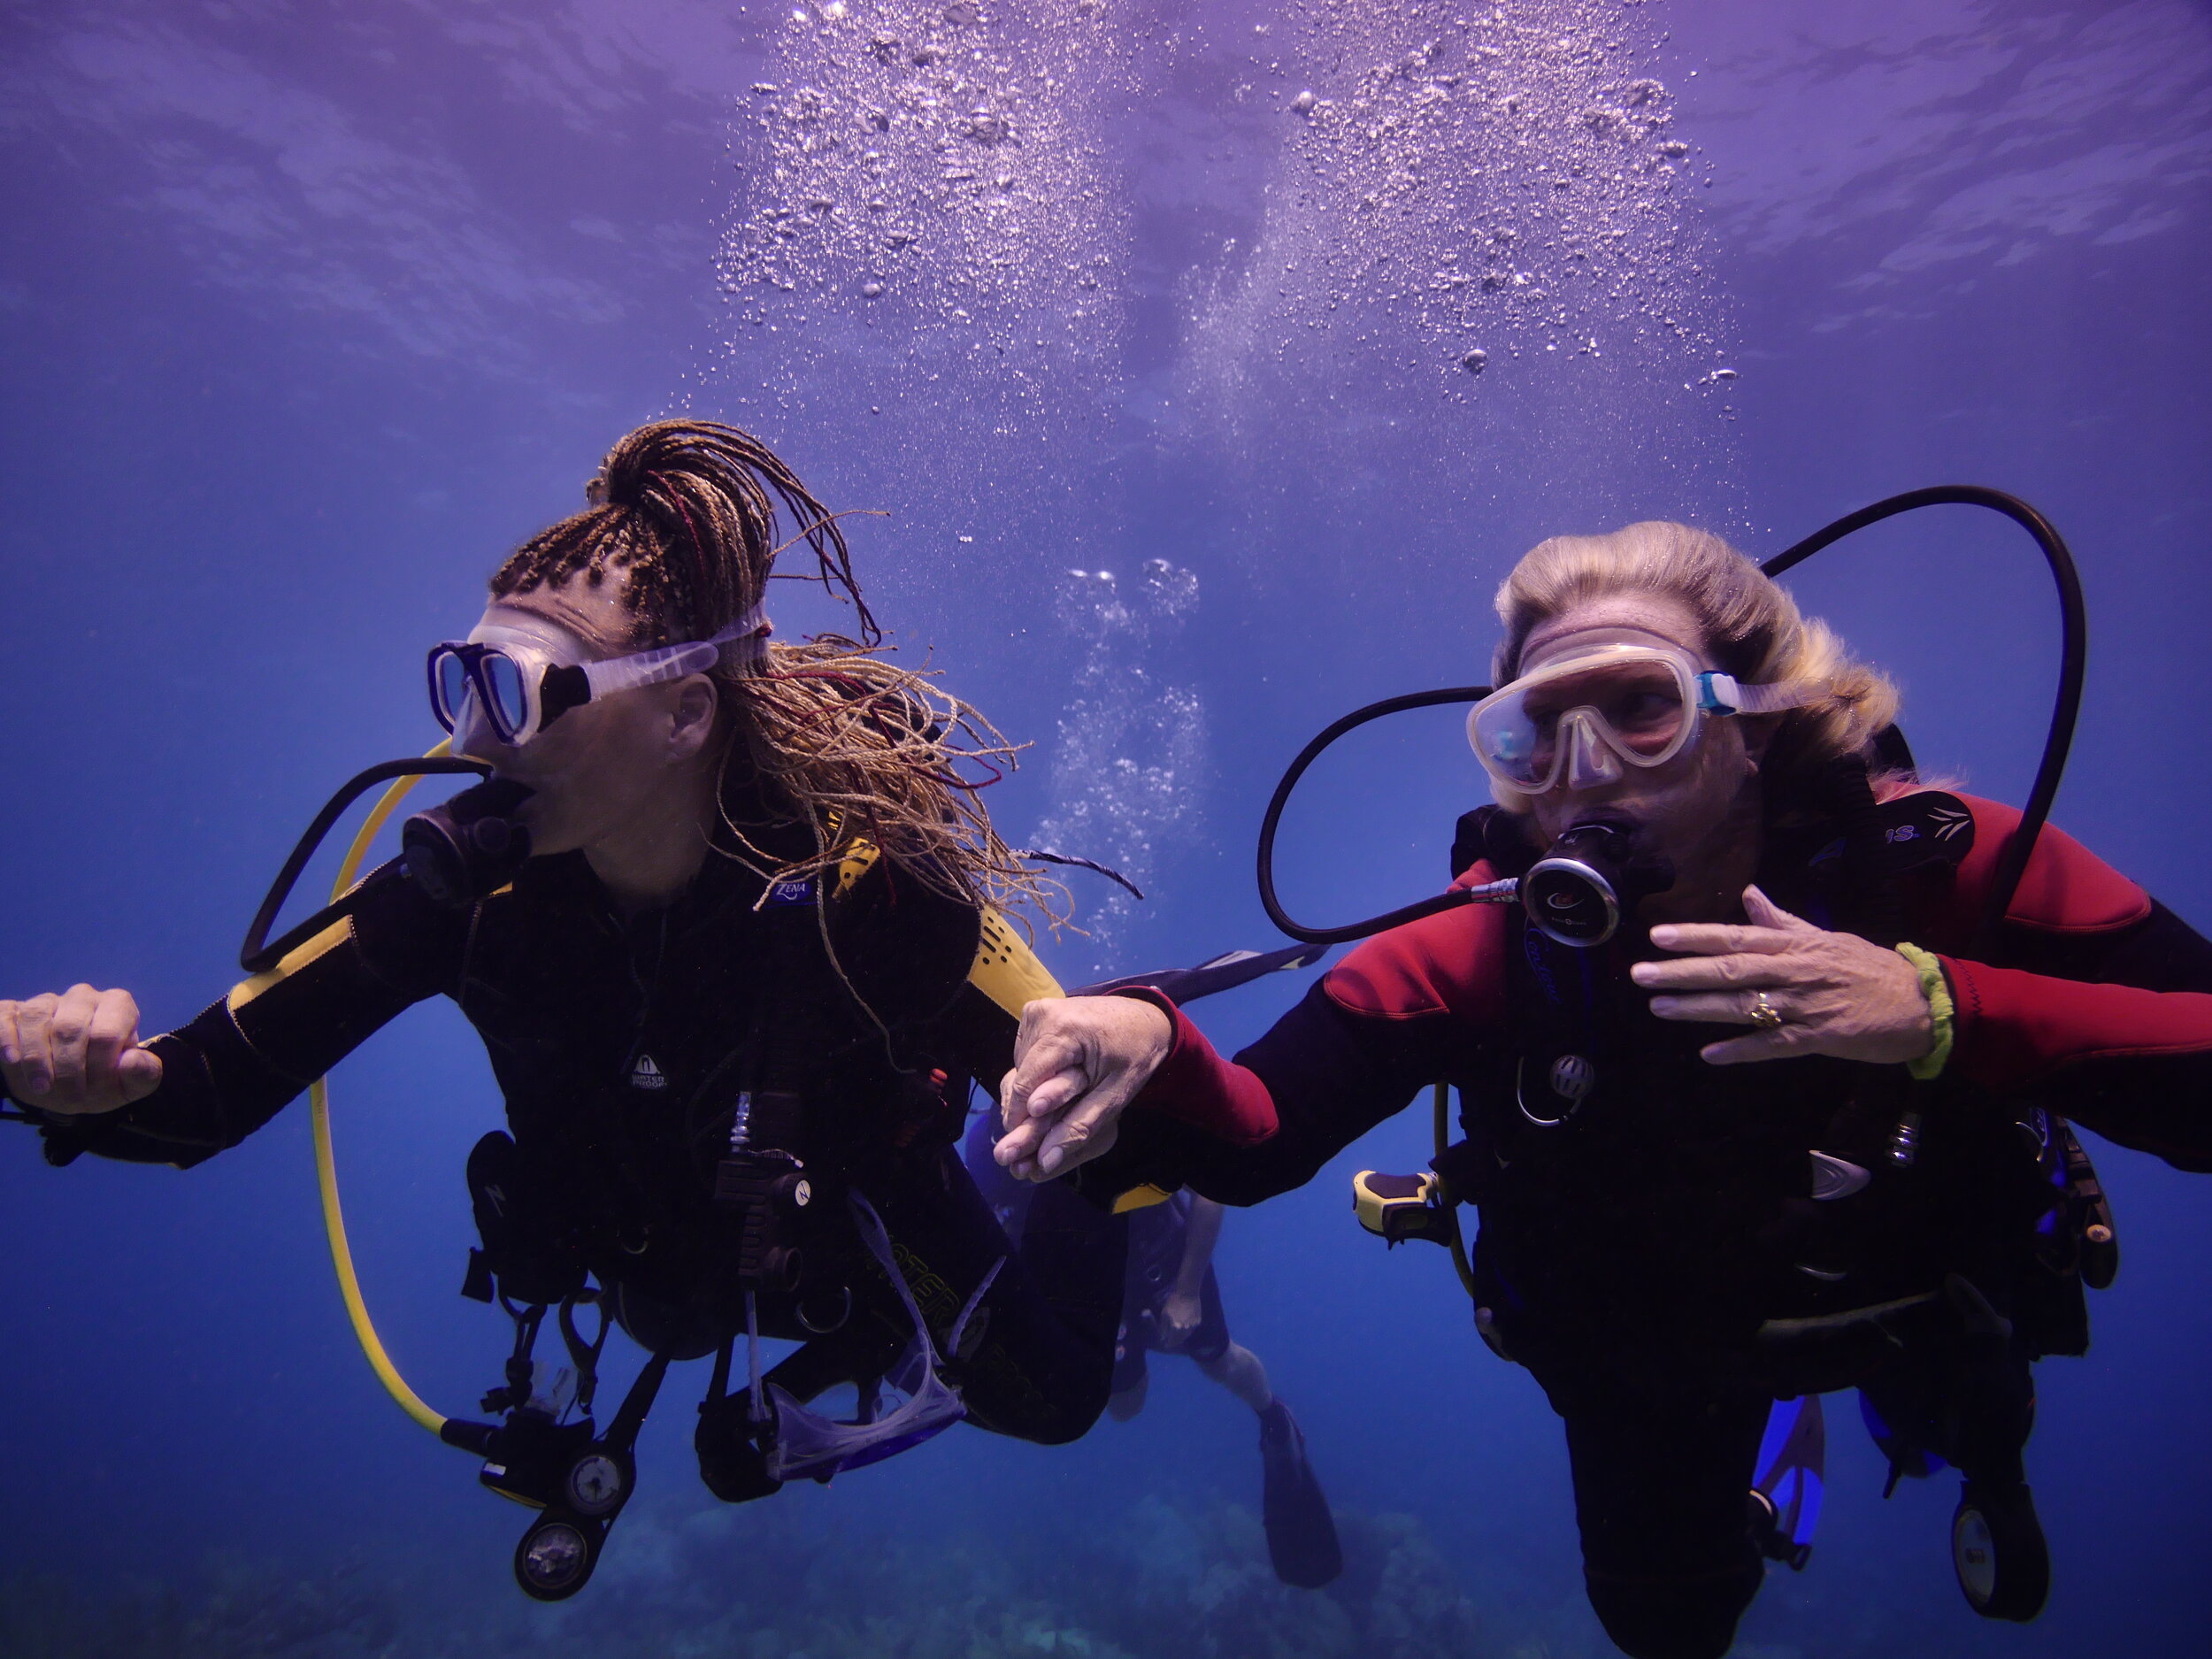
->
[769,879,815,906]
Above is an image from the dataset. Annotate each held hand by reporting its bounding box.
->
[0,986,164,1114]
[996,995,1173,1182]
[1156,1290,1202,1352]
[1629,887,1935,1067]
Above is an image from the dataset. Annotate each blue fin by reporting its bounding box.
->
[1754,1394,1826,1552]
[1859,1388,1947,1486]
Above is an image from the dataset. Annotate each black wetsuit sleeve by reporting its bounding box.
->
[15,862,465,1169]
[1081,981,1463,1208]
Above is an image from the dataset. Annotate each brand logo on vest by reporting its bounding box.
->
[768,879,815,906]
[630,1054,667,1091]
[1548,1053,1596,1105]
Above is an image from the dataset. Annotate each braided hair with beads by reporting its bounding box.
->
[488,419,1060,923]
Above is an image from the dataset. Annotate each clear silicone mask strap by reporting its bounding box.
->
[579,604,772,700]
[1697,672,1830,716]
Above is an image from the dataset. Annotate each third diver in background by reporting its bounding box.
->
[964,1108,1342,1587]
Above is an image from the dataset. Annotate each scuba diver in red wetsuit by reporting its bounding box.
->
[990,517,2212,1659]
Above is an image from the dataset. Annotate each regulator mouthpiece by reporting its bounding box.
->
[1520,822,1675,947]
[402,778,536,907]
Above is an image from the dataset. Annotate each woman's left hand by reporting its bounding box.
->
[1630,886,1936,1066]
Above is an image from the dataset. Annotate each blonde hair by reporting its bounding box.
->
[1492,521,1901,811]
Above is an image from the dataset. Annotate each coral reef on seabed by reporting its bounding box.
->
[552,1490,1488,1659]
[0,1494,1489,1659]
[0,1554,401,1659]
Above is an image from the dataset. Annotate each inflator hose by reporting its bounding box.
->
[1256,486,2085,950]
[1256,687,1496,945]
[306,746,465,1438]
[241,755,489,973]
[1760,486,2085,950]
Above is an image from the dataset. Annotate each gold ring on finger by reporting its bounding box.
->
[1747,991,1786,1030]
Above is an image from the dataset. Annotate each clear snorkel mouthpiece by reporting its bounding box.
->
[755,1192,1001,1484]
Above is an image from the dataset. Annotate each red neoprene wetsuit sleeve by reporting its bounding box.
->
[1942,958,2212,1094]
[1114,987,1279,1146]
[1112,872,1511,1158]
[1909,798,2212,1118]
[1104,800,2212,1179]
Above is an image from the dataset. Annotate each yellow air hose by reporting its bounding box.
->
[309,741,455,1437]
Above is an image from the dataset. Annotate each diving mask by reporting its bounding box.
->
[1467,642,1825,795]
[427,605,769,749]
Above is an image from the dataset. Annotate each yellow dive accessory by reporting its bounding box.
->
[1350,1083,1477,1298]
[311,743,457,1437]
[1352,1169,1453,1245]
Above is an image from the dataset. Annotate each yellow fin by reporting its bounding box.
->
[970,908,1064,1016]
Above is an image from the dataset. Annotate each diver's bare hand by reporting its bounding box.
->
[1156,1289,1202,1352]
[996,996,1172,1181]
[1631,887,1936,1066]
[0,986,163,1113]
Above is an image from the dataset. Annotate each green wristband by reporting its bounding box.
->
[1895,941,1955,1081]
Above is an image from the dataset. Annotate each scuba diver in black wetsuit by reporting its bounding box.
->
[990,514,2212,1658]
[0,419,1129,1601]
[962,1103,1344,1589]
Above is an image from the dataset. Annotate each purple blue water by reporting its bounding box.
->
[3,2,2208,1653]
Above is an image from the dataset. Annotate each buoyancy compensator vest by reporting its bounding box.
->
[1432,780,2092,1396]
[459,845,976,1363]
